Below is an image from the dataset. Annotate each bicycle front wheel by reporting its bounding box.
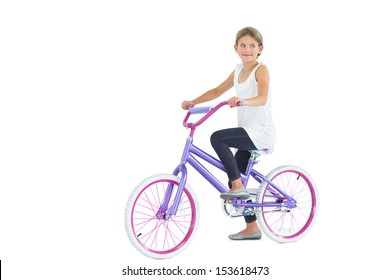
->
[124,174,199,259]
[256,165,318,243]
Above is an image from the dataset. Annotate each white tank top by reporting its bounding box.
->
[234,63,276,150]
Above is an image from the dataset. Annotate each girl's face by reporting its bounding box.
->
[234,35,263,63]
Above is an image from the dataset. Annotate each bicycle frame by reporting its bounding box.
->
[159,102,297,219]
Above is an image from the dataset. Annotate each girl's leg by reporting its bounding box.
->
[235,150,259,234]
[210,128,261,238]
[210,128,256,187]
[228,150,251,189]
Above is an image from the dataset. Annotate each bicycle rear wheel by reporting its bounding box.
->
[124,174,199,259]
[256,165,318,243]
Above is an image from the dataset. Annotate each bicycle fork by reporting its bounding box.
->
[156,138,191,220]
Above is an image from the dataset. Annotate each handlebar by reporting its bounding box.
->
[183,101,243,136]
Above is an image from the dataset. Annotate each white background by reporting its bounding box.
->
[1,0,389,279]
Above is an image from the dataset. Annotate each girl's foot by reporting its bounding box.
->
[228,230,262,240]
[220,189,250,200]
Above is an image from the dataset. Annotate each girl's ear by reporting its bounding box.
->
[234,44,238,53]
[257,44,264,56]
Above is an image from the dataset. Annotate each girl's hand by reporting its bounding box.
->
[181,101,194,110]
[228,96,243,108]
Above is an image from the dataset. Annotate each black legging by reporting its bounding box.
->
[210,127,257,223]
[232,150,257,223]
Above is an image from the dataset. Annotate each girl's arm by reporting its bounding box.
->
[229,65,270,107]
[182,71,234,109]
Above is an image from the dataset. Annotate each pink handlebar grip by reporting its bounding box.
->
[189,106,213,114]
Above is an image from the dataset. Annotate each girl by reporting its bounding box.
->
[181,27,276,240]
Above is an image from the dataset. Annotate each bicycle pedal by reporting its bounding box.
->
[227,198,247,203]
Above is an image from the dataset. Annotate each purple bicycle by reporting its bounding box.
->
[125,101,318,259]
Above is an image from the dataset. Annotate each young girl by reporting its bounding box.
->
[181,27,276,240]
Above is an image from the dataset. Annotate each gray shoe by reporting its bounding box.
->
[220,190,250,200]
[228,231,262,240]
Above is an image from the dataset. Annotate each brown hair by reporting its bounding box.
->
[235,26,263,48]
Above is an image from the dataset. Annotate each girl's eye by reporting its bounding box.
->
[250,44,256,48]
[240,44,246,48]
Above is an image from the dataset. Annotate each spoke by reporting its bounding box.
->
[151,219,162,249]
[134,210,155,218]
[267,212,285,231]
[166,221,180,246]
[291,176,304,200]
[140,219,165,243]
[143,192,158,214]
[150,184,160,211]
[135,202,156,213]
[163,222,170,250]
[295,206,311,220]
[156,183,162,208]
[134,216,155,229]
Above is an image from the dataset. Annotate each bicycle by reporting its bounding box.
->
[124,101,318,259]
